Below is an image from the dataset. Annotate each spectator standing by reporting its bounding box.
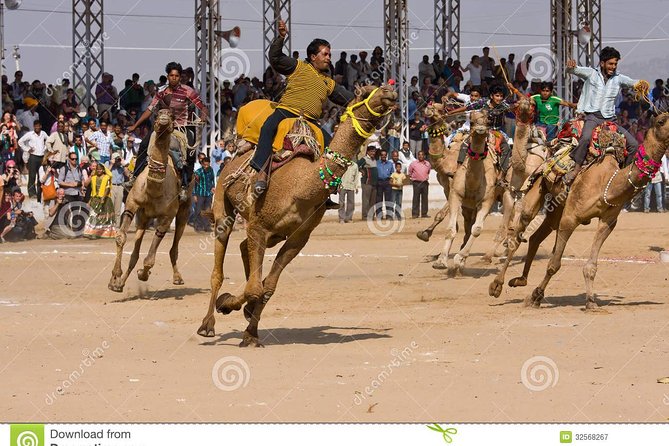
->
[357,146,378,221]
[193,156,215,232]
[375,149,394,219]
[95,73,118,118]
[61,89,78,120]
[83,162,116,239]
[408,113,426,158]
[42,188,72,239]
[397,141,415,173]
[46,121,71,167]
[506,53,516,82]
[87,121,115,166]
[18,120,48,198]
[389,161,406,218]
[408,150,431,218]
[643,168,664,213]
[480,47,495,83]
[109,152,127,226]
[463,55,482,87]
[58,151,86,202]
[338,163,360,224]
[346,54,360,90]
[334,51,349,89]
[418,55,436,87]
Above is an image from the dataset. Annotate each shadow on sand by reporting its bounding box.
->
[488,294,663,309]
[200,325,392,347]
[111,287,207,303]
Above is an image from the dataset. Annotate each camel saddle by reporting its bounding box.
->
[529,123,628,187]
[236,99,325,167]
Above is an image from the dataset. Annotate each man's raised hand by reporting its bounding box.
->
[278,19,287,38]
[566,59,577,69]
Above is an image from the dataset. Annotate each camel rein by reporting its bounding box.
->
[340,87,393,138]
[602,145,658,206]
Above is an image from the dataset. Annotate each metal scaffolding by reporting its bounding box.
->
[433,0,460,62]
[575,0,602,67]
[551,0,573,120]
[384,0,409,143]
[194,0,222,153]
[262,0,291,71]
[72,0,104,108]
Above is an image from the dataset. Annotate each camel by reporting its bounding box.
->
[197,84,397,347]
[489,113,669,308]
[482,95,548,262]
[108,109,192,292]
[431,110,500,274]
[416,102,464,244]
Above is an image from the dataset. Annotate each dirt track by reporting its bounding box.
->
[2,212,669,422]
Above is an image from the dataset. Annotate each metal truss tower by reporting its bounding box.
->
[434,0,460,61]
[551,0,573,120]
[72,0,104,108]
[384,0,409,143]
[262,0,291,71]
[575,0,602,67]
[195,0,222,153]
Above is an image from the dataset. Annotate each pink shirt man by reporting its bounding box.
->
[408,158,431,182]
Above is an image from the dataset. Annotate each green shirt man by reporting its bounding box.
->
[531,81,576,139]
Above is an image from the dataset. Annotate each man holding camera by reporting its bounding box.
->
[58,151,87,202]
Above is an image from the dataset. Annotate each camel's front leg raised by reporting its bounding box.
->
[488,179,545,298]
[108,209,137,292]
[583,217,617,310]
[137,217,171,282]
[240,231,311,348]
[483,189,514,263]
[454,195,495,272]
[432,198,460,270]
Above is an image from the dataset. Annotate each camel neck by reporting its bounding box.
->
[469,131,488,155]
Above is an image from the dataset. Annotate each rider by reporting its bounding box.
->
[531,81,576,141]
[443,86,483,147]
[562,47,646,185]
[447,83,524,181]
[126,62,209,201]
[251,19,354,195]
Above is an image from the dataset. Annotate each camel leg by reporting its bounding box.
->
[583,218,617,310]
[240,232,310,348]
[240,238,251,280]
[488,180,545,298]
[197,214,235,337]
[108,209,138,292]
[454,197,495,273]
[483,190,514,263]
[137,217,171,282]
[432,199,460,271]
[417,202,449,242]
[169,201,190,285]
[508,212,556,288]
[527,217,578,308]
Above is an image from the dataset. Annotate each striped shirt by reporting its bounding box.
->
[148,84,208,126]
[568,66,637,119]
[466,98,512,129]
[278,60,335,120]
[194,166,215,197]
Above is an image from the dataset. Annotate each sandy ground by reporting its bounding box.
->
[2,210,669,423]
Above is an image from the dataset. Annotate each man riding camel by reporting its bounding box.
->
[562,46,647,185]
[447,83,525,182]
[127,62,209,201]
[251,19,354,196]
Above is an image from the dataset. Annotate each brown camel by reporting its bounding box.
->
[416,102,464,244]
[197,85,397,346]
[482,95,547,262]
[431,110,500,273]
[108,109,192,292]
[489,113,669,308]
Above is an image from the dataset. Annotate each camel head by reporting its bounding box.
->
[423,101,447,121]
[470,109,489,135]
[513,95,535,124]
[353,84,398,115]
[154,109,174,137]
[649,112,669,144]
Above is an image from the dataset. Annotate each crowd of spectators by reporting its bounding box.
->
[2,44,669,242]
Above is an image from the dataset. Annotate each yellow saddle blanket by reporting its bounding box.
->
[236,99,325,152]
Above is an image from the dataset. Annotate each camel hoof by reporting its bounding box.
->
[524,288,543,308]
[585,300,599,311]
[416,231,431,242]
[197,326,215,337]
[173,274,184,285]
[489,280,503,298]
[239,332,264,348]
[480,255,493,264]
[508,276,528,287]
[137,269,150,282]
[432,259,448,270]
[107,282,124,293]
[453,254,466,271]
[216,292,241,315]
